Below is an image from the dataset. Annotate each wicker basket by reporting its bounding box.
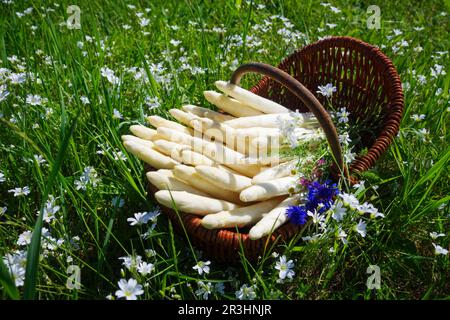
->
[146,36,404,262]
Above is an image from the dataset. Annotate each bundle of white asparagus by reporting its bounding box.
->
[122,80,323,240]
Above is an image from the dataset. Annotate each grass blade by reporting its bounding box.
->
[23,113,79,300]
[0,258,20,300]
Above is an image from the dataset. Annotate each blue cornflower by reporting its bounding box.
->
[306,180,339,213]
[288,180,339,226]
[286,206,308,225]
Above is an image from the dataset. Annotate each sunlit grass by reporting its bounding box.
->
[0,0,448,300]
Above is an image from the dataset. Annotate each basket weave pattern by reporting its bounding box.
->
[146,36,404,262]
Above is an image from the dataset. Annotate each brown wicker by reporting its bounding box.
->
[146,36,404,263]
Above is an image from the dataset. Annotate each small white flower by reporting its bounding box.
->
[139,18,150,27]
[33,154,46,166]
[235,284,257,300]
[145,96,160,110]
[0,85,10,102]
[74,166,100,190]
[432,243,448,256]
[80,96,90,105]
[392,29,403,36]
[302,233,322,243]
[100,67,119,85]
[106,294,114,300]
[192,260,211,275]
[307,210,325,225]
[119,255,142,270]
[337,227,348,244]
[339,132,351,145]
[137,261,154,276]
[8,186,31,197]
[8,72,26,84]
[0,172,5,182]
[275,255,295,280]
[316,83,336,98]
[339,193,359,209]
[112,108,123,119]
[329,6,341,13]
[195,281,213,300]
[430,232,445,240]
[416,128,429,142]
[9,264,26,287]
[113,150,127,161]
[42,195,60,223]
[127,212,151,226]
[354,219,367,238]
[331,201,347,222]
[411,114,426,122]
[170,39,181,47]
[26,94,46,106]
[357,202,384,219]
[17,231,32,246]
[336,107,349,123]
[115,278,144,300]
[0,206,6,215]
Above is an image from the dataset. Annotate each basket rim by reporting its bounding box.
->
[251,36,404,175]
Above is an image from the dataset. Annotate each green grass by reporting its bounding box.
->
[0,0,449,300]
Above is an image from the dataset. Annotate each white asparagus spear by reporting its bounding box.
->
[182,104,235,122]
[204,90,263,117]
[146,171,209,196]
[173,165,243,204]
[189,118,248,155]
[168,109,200,127]
[234,127,281,139]
[180,149,215,166]
[239,176,297,202]
[201,197,284,229]
[153,139,190,163]
[146,115,193,135]
[215,80,290,114]
[240,154,289,167]
[157,127,264,177]
[252,159,298,183]
[121,135,155,149]
[195,165,252,192]
[190,117,277,158]
[130,125,161,141]
[224,112,318,129]
[248,196,300,240]
[123,140,179,169]
[155,190,240,215]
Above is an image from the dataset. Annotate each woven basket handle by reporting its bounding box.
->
[230,62,344,174]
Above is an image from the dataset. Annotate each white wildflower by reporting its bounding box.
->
[137,261,154,276]
[354,219,367,238]
[115,278,144,300]
[112,108,123,119]
[316,83,336,98]
[195,281,213,300]
[8,186,31,197]
[235,284,257,300]
[192,260,211,275]
[274,255,295,280]
[432,243,448,256]
[429,232,445,240]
